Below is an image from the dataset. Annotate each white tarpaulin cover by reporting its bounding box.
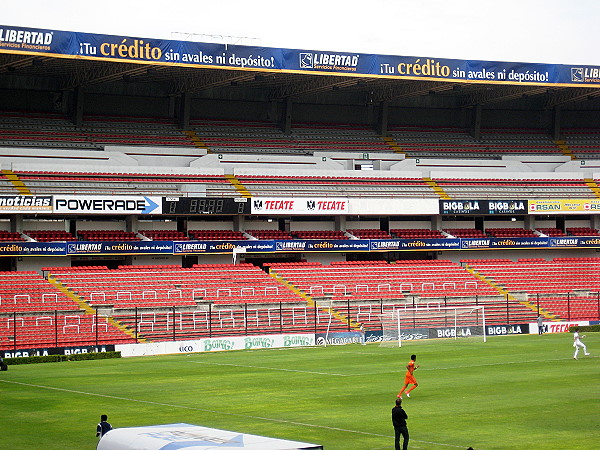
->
[96,423,323,450]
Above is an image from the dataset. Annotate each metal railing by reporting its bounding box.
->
[1,292,598,351]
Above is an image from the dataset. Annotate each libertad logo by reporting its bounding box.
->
[570,67,600,83]
[571,68,584,82]
[299,52,359,71]
[299,53,313,69]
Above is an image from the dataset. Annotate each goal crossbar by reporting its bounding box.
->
[381,305,487,347]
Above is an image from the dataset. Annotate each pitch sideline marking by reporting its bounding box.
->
[190,354,588,378]
[0,379,468,449]
[189,360,351,376]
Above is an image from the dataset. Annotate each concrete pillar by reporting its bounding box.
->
[552,106,561,140]
[126,216,139,233]
[431,215,442,231]
[10,215,23,233]
[471,104,482,140]
[233,215,245,233]
[72,87,84,128]
[335,215,346,232]
[524,216,534,230]
[168,95,176,120]
[179,93,191,130]
[377,101,389,136]
[281,97,292,134]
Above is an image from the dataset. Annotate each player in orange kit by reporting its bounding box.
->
[397,354,419,398]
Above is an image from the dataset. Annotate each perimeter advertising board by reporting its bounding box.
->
[2,345,115,359]
[315,331,363,346]
[116,334,315,357]
[486,324,529,336]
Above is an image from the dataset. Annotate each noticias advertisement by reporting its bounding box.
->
[0,195,52,213]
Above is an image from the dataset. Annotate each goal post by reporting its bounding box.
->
[380,305,487,347]
[314,298,335,347]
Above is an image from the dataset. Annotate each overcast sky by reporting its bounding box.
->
[3,0,599,65]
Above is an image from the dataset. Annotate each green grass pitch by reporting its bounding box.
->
[1,333,598,450]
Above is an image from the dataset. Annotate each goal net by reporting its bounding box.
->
[315,298,335,347]
[379,305,486,347]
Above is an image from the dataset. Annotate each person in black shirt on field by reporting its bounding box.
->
[96,414,112,439]
[392,397,409,450]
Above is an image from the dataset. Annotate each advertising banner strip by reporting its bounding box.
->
[174,240,275,254]
[6,196,600,216]
[66,241,173,255]
[528,199,600,214]
[460,237,548,249]
[440,200,528,215]
[1,25,599,88]
[0,242,66,256]
[54,195,162,215]
[4,236,600,257]
[371,238,461,251]
[250,197,349,215]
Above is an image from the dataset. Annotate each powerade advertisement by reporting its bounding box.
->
[1,25,599,87]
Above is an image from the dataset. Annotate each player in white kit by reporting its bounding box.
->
[573,328,590,360]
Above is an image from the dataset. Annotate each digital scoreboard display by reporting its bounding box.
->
[163,198,249,215]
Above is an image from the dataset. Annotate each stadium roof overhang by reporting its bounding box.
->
[2,53,600,109]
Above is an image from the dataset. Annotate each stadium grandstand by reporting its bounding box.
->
[1,23,599,354]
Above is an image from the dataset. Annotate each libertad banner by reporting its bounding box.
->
[1,25,599,87]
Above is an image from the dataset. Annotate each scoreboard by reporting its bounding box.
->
[163,197,249,215]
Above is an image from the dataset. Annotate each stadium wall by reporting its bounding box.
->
[389,106,471,128]
[444,248,599,264]
[87,93,171,118]
[482,108,552,128]
[191,98,275,122]
[17,256,67,272]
